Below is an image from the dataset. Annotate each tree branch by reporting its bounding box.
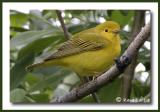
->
[56,10,71,40]
[121,10,145,99]
[52,23,151,103]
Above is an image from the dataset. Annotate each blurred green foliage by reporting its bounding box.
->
[10,10,151,103]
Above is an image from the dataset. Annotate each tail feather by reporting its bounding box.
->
[26,59,61,72]
[26,62,45,72]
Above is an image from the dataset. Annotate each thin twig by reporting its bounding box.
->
[91,92,101,103]
[56,10,71,40]
[52,23,151,103]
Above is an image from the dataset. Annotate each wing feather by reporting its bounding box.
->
[44,33,106,61]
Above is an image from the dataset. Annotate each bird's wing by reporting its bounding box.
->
[44,33,106,61]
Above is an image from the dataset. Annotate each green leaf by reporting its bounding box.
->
[10,10,29,37]
[10,26,29,32]
[10,89,26,103]
[29,10,54,30]
[23,96,36,103]
[120,10,129,16]
[28,68,68,92]
[10,29,61,50]
[133,80,150,98]
[68,22,98,34]
[98,78,121,102]
[18,35,64,59]
[78,95,96,103]
[10,27,29,38]
[137,47,150,71]
[66,10,86,16]
[80,78,121,103]
[30,93,50,103]
[10,53,35,90]
[68,24,86,34]
[24,74,40,88]
[111,10,134,27]
[42,10,57,20]
[10,10,28,27]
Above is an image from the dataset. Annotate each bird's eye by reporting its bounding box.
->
[105,29,108,32]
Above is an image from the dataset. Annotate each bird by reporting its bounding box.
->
[26,21,121,78]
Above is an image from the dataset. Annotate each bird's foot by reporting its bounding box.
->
[114,55,131,72]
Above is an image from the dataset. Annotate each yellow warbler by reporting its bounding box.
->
[26,21,121,77]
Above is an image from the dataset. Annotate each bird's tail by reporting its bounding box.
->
[26,59,59,72]
[26,62,45,72]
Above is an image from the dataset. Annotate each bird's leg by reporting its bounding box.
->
[92,72,103,81]
[77,74,100,103]
[114,55,131,72]
[84,76,101,103]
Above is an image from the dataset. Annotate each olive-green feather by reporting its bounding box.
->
[44,31,106,60]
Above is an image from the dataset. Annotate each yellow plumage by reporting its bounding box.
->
[26,21,121,77]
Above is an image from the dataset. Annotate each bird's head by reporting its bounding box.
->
[96,21,120,34]
[96,21,121,41]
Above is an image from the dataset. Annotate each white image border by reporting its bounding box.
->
[2,2,158,110]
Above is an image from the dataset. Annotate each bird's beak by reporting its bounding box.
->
[112,29,121,34]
